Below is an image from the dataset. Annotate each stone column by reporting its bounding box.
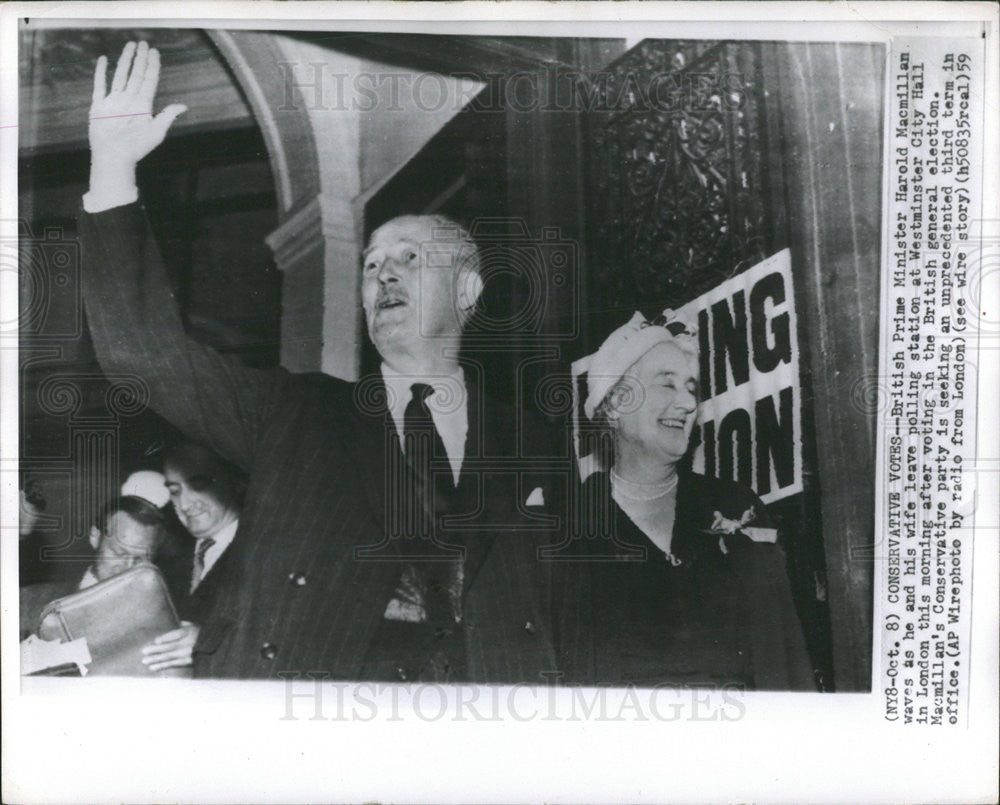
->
[265,192,363,377]
[208,32,365,379]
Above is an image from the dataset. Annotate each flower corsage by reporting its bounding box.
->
[702,505,778,555]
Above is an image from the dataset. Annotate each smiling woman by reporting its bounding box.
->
[555,310,816,690]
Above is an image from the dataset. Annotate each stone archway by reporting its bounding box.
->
[206,30,361,377]
[205,30,486,380]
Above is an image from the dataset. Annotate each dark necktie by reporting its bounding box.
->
[402,382,453,527]
[190,537,216,592]
[402,383,465,670]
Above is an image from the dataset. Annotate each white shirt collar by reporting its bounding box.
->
[380,363,468,485]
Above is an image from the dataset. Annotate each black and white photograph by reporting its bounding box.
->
[2,3,997,803]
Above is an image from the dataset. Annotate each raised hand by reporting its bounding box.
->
[88,41,187,198]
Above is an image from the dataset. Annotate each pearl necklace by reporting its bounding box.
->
[610,469,679,502]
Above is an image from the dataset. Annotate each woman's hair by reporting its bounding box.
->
[582,379,628,472]
[162,443,247,514]
[591,377,630,425]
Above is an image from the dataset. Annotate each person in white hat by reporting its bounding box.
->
[20,472,197,677]
[556,310,815,691]
[18,473,173,641]
[119,470,171,509]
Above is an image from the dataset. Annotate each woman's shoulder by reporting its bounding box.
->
[679,471,767,518]
[672,471,779,560]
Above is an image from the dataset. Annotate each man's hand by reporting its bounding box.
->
[141,620,199,672]
[88,41,187,200]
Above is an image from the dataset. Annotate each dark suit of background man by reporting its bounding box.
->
[79,41,563,681]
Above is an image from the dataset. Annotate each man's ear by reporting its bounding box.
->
[88,525,102,551]
[456,269,484,314]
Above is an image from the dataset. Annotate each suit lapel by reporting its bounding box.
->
[349,373,396,534]
[457,378,499,597]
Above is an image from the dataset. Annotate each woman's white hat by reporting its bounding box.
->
[120,470,170,508]
[582,308,699,420]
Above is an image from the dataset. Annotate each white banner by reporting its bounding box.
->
[681,248,803,503]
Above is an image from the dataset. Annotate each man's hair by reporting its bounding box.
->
[423,214,482,328]
[21,476,47,511]
[162,442,247,514]
[423,214,481,277]
[374,213,482,283]
[93,495,168,557]
[95,495,166,532]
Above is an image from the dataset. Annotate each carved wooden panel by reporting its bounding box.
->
[585,39,773,332]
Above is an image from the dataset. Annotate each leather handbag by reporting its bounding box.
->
[36,563,192,678]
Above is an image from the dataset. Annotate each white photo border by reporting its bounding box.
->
[2,3,997,803]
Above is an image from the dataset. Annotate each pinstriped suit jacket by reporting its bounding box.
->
[163,536,237,628]
[79,203,564,682]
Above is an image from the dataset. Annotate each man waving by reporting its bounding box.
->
[80,41,564,681]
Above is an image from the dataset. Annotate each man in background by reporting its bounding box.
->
[19,474,171,638]
[140,443,246,673]
[18,476,51,586]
